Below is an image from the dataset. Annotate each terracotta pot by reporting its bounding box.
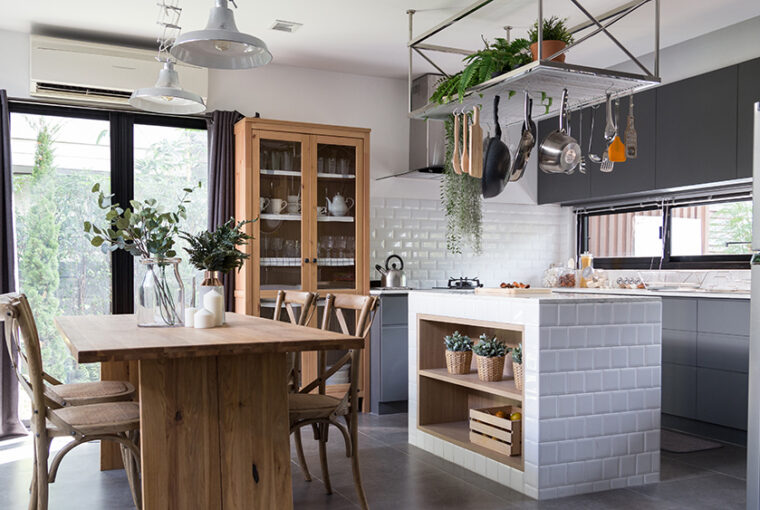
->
[530,40,567,63]
[445,350,472,375]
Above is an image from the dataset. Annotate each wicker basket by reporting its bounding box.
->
[513,362,524,390]
[475,354,505,382]
[445,350,472,375]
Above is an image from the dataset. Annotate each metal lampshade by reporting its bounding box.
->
[170,0,272,70]
[129,61,206,114]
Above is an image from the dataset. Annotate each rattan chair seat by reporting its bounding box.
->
[51,402,140,436]
[50,380,135,405]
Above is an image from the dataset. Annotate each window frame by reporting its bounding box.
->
[577,196,752,271]
[9,100,207,314]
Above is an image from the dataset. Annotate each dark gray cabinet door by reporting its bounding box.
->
[696,333,749,373]
[697,367,748,430]
[737,58,760,179]
[697,298,750,336]
[379,325,408,402]
[655,66,738,189]
[661,298,697,331]
[537,113,590,204]
[662,329,697,366]
[662,362,696,419]
[589,89,657,199]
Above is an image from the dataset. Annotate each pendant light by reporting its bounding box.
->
[129,0,206,115]
[129,61,206,114]
[170,0,272,70]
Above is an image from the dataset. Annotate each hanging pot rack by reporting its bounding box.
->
[407,0,661,125]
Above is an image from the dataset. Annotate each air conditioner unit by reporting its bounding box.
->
[29,35,208,107]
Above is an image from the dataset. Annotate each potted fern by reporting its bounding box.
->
[444,331,473,375]
[473,334,508,382]
[528,16,574,63]
[180,218,254,325]
[511,343,524,390]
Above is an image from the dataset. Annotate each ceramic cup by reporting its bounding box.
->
[317,206,327,216]
[286,203,300,214]
[267,198,288,214]
[259,197,270,212]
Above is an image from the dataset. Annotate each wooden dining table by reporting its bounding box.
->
[54,312,363,510]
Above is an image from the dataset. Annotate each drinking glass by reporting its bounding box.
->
[318,156,325,173]
[327,156,337,174]
[282,151,292,171]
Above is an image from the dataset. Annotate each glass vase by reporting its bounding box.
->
[137,258,185,327]
[199,270,225,326]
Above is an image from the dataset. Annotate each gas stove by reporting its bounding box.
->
[433,277,483,290]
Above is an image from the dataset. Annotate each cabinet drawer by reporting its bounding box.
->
[662,329,697,366]
[662,298,697,331]
[381,295,409,326]
[696,367,748,430]
[662,362,696,419]
[697,299,750,336]
[696,333,749,373]
[379,325,408,402]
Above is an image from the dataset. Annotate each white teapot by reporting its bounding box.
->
[325,192,354,217]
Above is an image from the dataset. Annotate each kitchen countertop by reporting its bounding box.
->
[411,288,659,303]
[370,288,412,295]
[552,286,750,300]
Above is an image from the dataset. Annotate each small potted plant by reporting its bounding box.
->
[180,217,255,325]
[528,16,574,63]
[473,334,508,382]
[444,331,473,375]
[511,343,524,390]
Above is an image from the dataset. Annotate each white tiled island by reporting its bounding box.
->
[407,290,662,500]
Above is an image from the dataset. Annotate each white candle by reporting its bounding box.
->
[194,308,214,329]
[184,307,196,328]
[203,289,225,326]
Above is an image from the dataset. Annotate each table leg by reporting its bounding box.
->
[139,353,292,510]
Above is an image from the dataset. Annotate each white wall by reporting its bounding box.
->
[0,30,30,97]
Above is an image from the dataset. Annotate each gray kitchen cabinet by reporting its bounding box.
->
[697,367,748,430]
[589,89,657,198]
[661,298,697,331]
[697,298,750,336]
[737,57,760,179]
[655,66,738,189]
[537,113,590,204]
[662,362,697,419]
[370,293,408,414]
[662,329,697,366]
[697,332,749,373]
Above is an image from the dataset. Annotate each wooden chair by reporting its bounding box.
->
[0,293,142,510]
[289,293,378,510]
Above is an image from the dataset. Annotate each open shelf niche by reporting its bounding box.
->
[416,314,525,471]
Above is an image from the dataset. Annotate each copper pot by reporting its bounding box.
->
[530,40,567,63]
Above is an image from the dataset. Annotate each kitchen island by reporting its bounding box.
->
[408,290,662,500]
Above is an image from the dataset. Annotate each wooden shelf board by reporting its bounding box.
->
[317,173,355,179]
[418,368,522,401]
[418,421,523,471]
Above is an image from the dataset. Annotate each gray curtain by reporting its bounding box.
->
[207,110,242,312]
[0,90,26,438]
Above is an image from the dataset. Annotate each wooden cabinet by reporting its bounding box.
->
[655,66,738,189]
[737,58,760,179]
[234,117,371,406]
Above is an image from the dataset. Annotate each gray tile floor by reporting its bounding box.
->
[0,413,748,509]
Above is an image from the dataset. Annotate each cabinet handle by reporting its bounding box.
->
[304,258,309,263]
[312,258,317,263]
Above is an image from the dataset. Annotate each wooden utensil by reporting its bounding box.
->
[452,113,463,174]
[460,111,470,175]
[469,105,484,178]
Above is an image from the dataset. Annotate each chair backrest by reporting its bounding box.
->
[274,290,317,391]
[299,294,378,399]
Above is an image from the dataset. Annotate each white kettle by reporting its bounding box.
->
[326,192,354,216]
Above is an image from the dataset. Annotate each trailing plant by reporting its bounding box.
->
[180,218,256,274]
[430,37,532,104]
[441,116,482,254]
[473,334,507,358]
[444,331,473,352]
[511,343,523,364]
[84,182,201,260]
[528,16,574,44]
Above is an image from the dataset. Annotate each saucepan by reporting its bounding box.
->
[538,88,581,174]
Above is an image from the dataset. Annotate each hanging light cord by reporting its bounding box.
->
[156,0,183,64]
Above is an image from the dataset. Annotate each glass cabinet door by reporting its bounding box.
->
[314,136,362,291]
[257,133,309,294]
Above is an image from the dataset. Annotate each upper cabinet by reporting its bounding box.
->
[655,66,738,189]
[589,89,657,198]
[737,58,760,179]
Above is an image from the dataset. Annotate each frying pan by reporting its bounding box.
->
[509,92,536,182]
[481,96,511,198]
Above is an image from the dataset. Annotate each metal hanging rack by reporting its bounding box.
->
[407,0,661,125]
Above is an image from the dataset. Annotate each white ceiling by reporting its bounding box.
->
[2,0,760,79]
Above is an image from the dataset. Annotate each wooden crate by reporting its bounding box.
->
[469,405,522,456]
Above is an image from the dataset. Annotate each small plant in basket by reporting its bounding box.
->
[473,334,507,382]
[511,343,524,390]
[444,331,473,375]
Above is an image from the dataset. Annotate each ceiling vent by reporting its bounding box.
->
[270,20,302,33]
